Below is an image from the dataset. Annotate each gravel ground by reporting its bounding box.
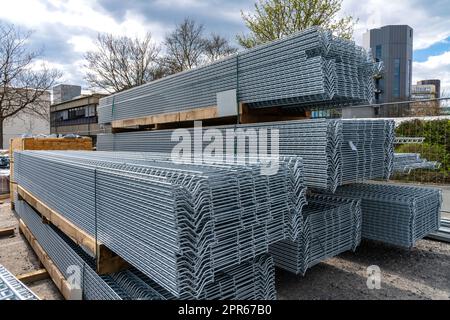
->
[277,239,450,300]
[2,198,449,301]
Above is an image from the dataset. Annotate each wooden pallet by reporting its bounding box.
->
[19,219,80,300]
[17,185,128,275]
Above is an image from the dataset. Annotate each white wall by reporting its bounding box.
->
[2,94,50,149]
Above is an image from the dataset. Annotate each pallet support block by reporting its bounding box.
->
[17,185,128,275]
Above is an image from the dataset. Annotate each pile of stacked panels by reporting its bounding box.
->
[334,183,442,248]
[97,119,395,192]
[394,153,441,173]
[269,194,362,275]
[16,200,276,300]
[0,264,38,300]
[14,151,307,299]
[97,27,379,124]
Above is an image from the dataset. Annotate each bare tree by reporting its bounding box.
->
[204,34,238,63]
[0,24,60,149]
[163,18,206,74]
[85,33,161,93]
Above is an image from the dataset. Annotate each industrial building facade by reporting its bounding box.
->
[50,93,109,145]
[363,25,414,104]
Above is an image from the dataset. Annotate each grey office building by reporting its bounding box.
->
[363,25,413,104]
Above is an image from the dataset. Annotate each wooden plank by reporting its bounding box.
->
[16,269,49,284]
[0,193,10,200]
[111,106,218,129]
[0,226,15,237]
[19,219,79,300]
[17,185,128,275]
[239,103,308,124]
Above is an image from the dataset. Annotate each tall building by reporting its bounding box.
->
[52,84,82,104]
[417,79,441,98]
[363,25,413,104]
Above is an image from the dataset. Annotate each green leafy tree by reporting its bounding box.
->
[237,0,357,48]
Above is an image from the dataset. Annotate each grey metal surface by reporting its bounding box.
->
[333,183,442,248]
[0,264,39,300]
[428,219,450,243]
[394,153,441,173]
[14,151,303,298]
[98,27,378,124]
[97,119,395,192]
[16,200,276,300]
[269,194,362,275]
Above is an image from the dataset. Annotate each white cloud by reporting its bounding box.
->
[413,51,450,94]
[342,0,450,50]
[0,0,167,40]
[67,36,96,53]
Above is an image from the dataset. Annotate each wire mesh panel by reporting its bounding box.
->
[16,200,276,300]
[0,264,39,300]
[97,119,395,192]
[97,27,378,124]
[14,151,302,298]
[269,194,361,275]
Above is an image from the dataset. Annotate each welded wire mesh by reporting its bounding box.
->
[0,264,39,300]
[97,27,378,124]
[14,151,303,298]
[333,183,442,248]
[269,194,361,275]
[16,200,276,300]
[97,119,394,192]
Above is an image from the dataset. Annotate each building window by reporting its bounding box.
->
[406,59,411,97]
[393,59,401,98]
[375,45,382,62]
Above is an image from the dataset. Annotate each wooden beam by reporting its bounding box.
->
[0,226,15,237]
[16,269,49,284]
[96,244,129,275]
[17,185,128,275]
[111,106,218,129]
[19,219,80,300]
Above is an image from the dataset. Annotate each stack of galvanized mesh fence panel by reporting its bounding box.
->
[14,151,304,299]
[333,183,442,248]
[269,194,362,275]
[16,200,276,300]
[97,27,379,124]
[97,119,395,192]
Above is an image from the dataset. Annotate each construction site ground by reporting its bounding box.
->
[1,199,449,300]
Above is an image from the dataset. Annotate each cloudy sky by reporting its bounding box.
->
[0,0,449,93]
